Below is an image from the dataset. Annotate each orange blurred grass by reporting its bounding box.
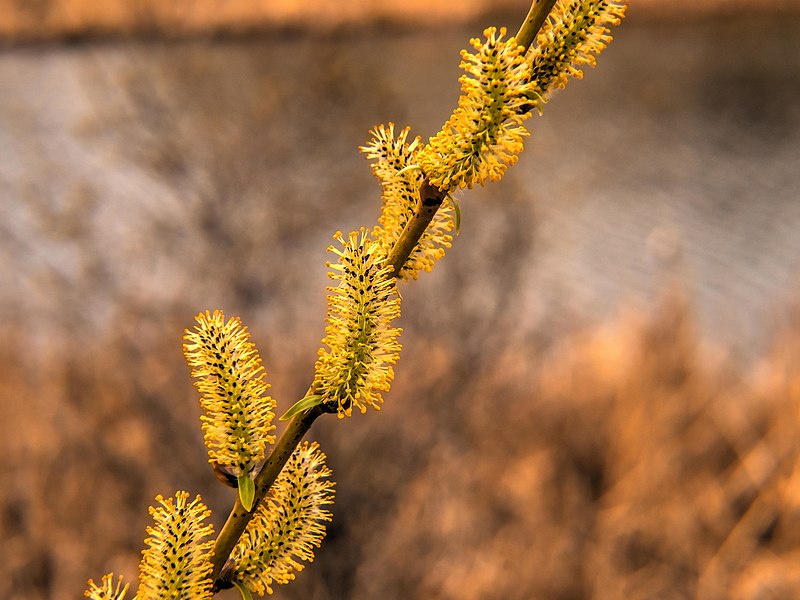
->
[4,288,800,598]
[2,0,799,43]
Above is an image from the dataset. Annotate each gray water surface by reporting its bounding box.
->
[1,13,799,362]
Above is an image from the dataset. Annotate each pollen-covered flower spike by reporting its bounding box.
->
[313,229,402,418]
[137,492,215,600]
[361,123,455,280]
[84,574,129,600]
[184,310,277,508]
[529,0,627,96]
[231,441,335,597]
[418,27,537,191]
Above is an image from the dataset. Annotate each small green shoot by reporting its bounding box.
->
[280,395,323,421]
[237,475,255,512]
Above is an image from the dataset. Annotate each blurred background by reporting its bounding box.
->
[2,1,800,598]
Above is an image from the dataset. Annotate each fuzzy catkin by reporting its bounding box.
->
[232,442,335,596]
[418,27,537,190]
[183,310,277,477]
[137,492,215,600]
[529,0,627,95]
[313,230,402,418]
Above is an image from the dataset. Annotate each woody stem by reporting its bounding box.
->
[515,0,557,51]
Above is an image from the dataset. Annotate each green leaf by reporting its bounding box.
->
[449,194,462,235]
[238,474,255,512]
[232,580,253,600]
[279,395,323,421]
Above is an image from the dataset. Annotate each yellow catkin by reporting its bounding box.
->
[313,230,402,418]
[137,492,215,600]
[84,574,129,600]
[232,442,335,596]
[416,2,626,191]
[361,123,455,279]
[529,0,627,95]
[183,310,276,477]
[418,27,536,190]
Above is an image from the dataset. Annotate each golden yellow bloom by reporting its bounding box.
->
[361,123,454,279]
[137,492,215,600]
[418,27,536,190]
[530,0,627,94]
[360,122,420,184]
[313,230,402,418]
[183,310,276,478]
[84,574,129,600]
[232,442,335,596]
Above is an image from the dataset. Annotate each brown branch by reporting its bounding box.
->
[386,179,448,276]
[515,0,557,52]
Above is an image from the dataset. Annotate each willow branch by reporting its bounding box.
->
[209,0,556,588]
[515,0,557,51]
[386,179,447,276]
